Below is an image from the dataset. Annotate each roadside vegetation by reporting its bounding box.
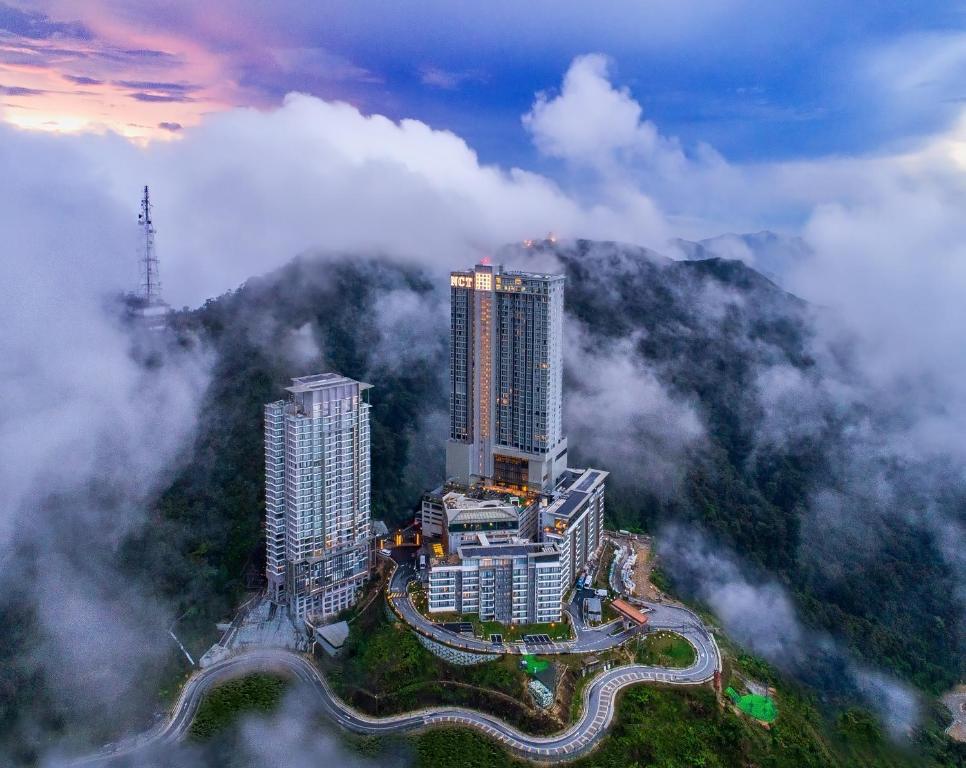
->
[189,674,288,740]
[410,647,966,768]
[594,542,615,589]
[319,597,560,735]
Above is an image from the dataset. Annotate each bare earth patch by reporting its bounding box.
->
[944,686,966,743]
[631,537,662,601]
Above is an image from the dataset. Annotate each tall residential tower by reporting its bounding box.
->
[265,373,372,619]
[446,263,567,492]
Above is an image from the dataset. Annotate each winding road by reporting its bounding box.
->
[74,639,717,766]
[74,545,721,765]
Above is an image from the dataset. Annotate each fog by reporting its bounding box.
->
[2,48,964,761]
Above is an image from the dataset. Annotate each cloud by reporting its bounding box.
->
[274,47,381,83]
[564,323,705,496]
[235,687,409,768]
[0,125,211,760]
[0,2,92,40]
[114,79,200,93]
[659,524,921,735]
[158,120,183,131]
[370,286,447,371]
[523,53,680,170]
[129,91,195,103]
[419,65,483,90]
[0,83,47,96]
[63,74,105,86]
[22,89,668,306]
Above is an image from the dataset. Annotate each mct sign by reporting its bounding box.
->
[450,274,474,288]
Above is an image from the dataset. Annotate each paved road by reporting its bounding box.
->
[73,642,718,766]
[389,563,645,655]
[387,561,718,667]
[73,548,721,766]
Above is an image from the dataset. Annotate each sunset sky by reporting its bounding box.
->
[2,1,963,164]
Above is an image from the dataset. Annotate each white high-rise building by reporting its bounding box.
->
[446,263,568,492]
[265,373,372,619]
[540,468,608,587]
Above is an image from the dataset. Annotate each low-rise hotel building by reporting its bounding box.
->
[428,541,563,624]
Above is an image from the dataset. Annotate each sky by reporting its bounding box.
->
[2,0,965,165]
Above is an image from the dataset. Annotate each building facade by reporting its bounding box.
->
[421,485,540,547]
[424,259,609,628]
[446,263,568,492]
[428,542,563,624]
[264,373,372,619]
[540,468,608,588]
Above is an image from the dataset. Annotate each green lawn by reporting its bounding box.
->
[636,631,697,668]
[476,619,572,642]
[189,674,288,740]
[419,609,573,642]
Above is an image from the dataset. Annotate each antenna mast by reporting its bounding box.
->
[138,185,161,304]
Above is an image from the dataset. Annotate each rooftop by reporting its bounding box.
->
[446,505,518,526]
[316,620,350,648]
[545,490,589,524]
[458,541,559,560]
[544,468,609,526]
[443,490,519,511]
[611,599,648,625]
[452,264,565,283]
[286,372,373,394]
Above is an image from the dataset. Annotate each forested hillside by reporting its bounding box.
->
[2,242,961,764]
[144,240,962,700]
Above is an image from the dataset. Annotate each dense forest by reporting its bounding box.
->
[1,241,962,765]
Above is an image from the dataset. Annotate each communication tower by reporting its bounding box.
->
[138,185,162,304]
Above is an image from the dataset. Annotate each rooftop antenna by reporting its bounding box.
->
[138,185,161,304]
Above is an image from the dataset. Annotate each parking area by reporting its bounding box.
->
[524,633,552,644]
[443,621,475,634]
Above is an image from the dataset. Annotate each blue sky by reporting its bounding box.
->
[2,0,965,168]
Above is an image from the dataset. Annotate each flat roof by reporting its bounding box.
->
[447,506,518,526]
[546,490,589,522]
[286,372,372,394]
[453,265,565,282]
[459,541,559,559]
[574,468,607,493]
[443,491,518,510]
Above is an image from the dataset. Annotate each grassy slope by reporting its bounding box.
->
[635,631,697,669]
[189,674,288,740]
[320,597,560,735]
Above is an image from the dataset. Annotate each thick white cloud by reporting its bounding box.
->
[564,323,705,496]
[3,49,966,756]
[523,54,671,165]
[49,92,671,307]
[0,126,211,755]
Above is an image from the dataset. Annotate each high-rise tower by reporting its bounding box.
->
[446,263,567,492]
[265,373,373,619]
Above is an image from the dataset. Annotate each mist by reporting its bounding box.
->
[658,525,921,737]
[1,46,965,763]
